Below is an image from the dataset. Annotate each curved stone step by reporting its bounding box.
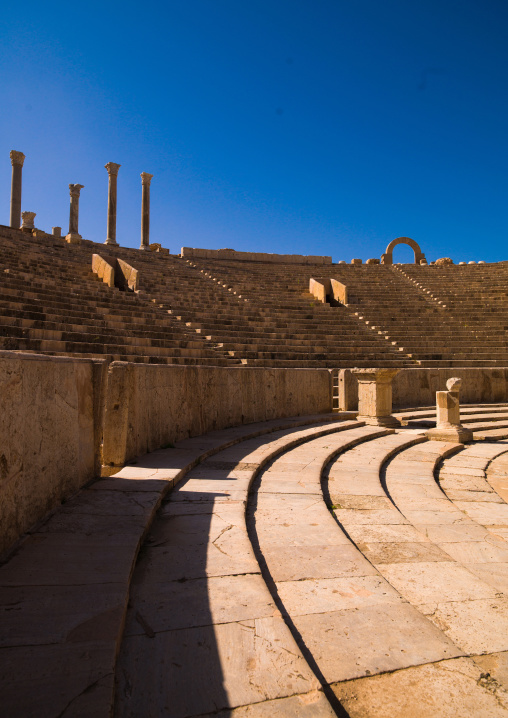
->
[0,413,342,718]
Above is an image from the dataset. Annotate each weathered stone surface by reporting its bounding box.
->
[332,657,508,717]
[0,351,101,554]
[116,617,320,717]
[292,603,461,683]
[422,597,508,654]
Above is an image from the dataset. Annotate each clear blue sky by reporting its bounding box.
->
[1,0,506,263]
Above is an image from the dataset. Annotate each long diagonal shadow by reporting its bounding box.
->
[114,486,232,717]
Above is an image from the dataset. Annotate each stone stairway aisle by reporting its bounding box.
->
[182,257,414,368]
[181,256,508,367]
[402,262,508,362]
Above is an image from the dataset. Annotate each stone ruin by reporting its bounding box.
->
[1,149,508,717]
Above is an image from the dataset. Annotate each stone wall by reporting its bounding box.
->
[0,351,105,555]
[102,363,332,472]
[0,355,331,551]
[181,246,332,264]
[339,367,508,410]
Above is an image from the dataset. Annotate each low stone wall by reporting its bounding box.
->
[181,246,332,265]
[339,367,508,410]
[102,363,332,472]
[0,351,105,555]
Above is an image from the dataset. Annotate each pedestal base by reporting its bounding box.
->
[104,237,118,245]
[65,233,82,245]
[426,426,473,443]
[357,414,401,428]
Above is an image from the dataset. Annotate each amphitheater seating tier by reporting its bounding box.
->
[2,227,508,367]
[2,409,508,716]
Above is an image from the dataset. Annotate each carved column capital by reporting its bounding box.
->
[69,183,84,197]
[140,172,153,186]
[10,150,25,167]
[105,162,121,176]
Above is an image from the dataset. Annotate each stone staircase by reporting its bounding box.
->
[2,225,508,369]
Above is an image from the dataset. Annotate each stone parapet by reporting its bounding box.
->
[181,246,332,264]
[0,351,105,555]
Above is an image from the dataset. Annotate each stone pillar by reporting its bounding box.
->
[140,172,153,250]
[66,184,84,244]
[21,211,36,232]
[52,227,62,237]
[105,162,121,245]
[351,368,400,427]
[426,378,473,442]
[9,150,25,229]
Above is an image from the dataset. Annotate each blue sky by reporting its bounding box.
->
[1,0,507,263]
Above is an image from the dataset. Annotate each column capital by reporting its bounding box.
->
[140,172,153,186]
[10,150,25,167]
[69,183,84,197]
[105,162,121,176]
[351,368,400,384]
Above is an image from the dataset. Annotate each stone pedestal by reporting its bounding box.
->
[426,378,473,442]
[352,368,400,427]
[140,172,153,250]
[21,211,36,232]
[105,162,121,245]
[52,227,62,237]
[66,184,84,244]
[10,150,25,229]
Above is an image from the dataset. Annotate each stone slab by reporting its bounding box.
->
[359,541,452,564]
[125,574,279,634]
[422,598,508,654]
[331,657,508,717]
[292,602,462,683]
[198,690,336,717]
[276,576,406,615]
[115,617,320,718]
[380,561,498,605]
[261,545,378,581]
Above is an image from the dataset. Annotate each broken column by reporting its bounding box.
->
[351,368,400,427]
[140,172,153,250]
[105,162,121,245]
[9,150,25,229]
[426,377,473,442]
[21,211,36,232]
[66,184,84,244]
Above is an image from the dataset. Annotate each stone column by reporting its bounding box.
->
[66,184,84,244]
[140,172,153,250]
[105,162,121,245]
[9,150,25,229]
[426,377,473,442]
[52,227,62,237]
[351,368,400,427]
[21,211,36,232]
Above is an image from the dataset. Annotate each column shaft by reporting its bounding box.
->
[9,151,25,228]
[140,172,153,250]
[66,184,84,244]
[105,162,121,245]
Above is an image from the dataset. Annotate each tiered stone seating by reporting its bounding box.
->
[2,411,508,716]
[400,262,508,365]
[3,224,508,368]
[183,257,414,367]
[183,257,508,367]
[0,228,238,365]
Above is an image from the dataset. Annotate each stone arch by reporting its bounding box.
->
[381,237,426,265]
